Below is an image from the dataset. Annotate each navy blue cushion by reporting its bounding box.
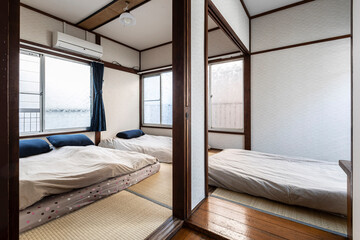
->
[47,134,94,147]
[116,129,145,139]
[19,139,52,158]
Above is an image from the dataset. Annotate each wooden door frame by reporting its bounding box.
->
[0,0,20,239]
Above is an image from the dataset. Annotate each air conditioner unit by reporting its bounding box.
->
[53,32,103,59]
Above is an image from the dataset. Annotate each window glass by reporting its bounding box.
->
[44,56,91,130]
[142,72,173,126]
[19,51,92,135]
[209,60,244,131]
[161,72,173,125]
[19,53,41,133]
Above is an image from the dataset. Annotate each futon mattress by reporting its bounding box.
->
[20,145,158,210]
[20,162,160,233]
[209,149,347,215]
[99,134,172,163]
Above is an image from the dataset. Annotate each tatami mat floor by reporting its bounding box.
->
[128,163,172,208]
[211,187,347,236]
[20,191,172,240]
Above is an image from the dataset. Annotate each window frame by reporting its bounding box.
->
[19,49,93,137]
[208,58,245,134]
[141,70,173,128]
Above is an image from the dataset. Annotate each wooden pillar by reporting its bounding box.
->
[0,0,20,238]
[172,0,192,220]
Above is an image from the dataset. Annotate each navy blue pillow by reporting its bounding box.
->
[19,139,52,158]
[116,129,145,139]
[47,134,94,147]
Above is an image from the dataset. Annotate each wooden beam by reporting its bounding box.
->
[77,0,149,31]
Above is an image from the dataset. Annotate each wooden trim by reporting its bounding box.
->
[208,55,243,64]
[20,39,97,63]
[140,27,220,52]
[20,3,140,52]
[139,76,143,128]
[208,0,249,54]
[146,217,184,240]
[184,221,228,240]
[97,34,140,52]
[103,61,138,74]
[95,132,101,145]
[208,130,245,135]
[0,0,20,238]
[251,0,315,19]
[20,40,139,74]
[141,41,173,52]
[204,0,209,198]
[251,35,352,55]
[141,125,173,130]
[208,50,242,59]
[239,0,250,19]
[208,26,220,32]
[139,65,173,74]
[244,54,251,150]
[19,130,92,139]
[172,0,192,220]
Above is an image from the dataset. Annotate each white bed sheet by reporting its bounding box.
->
[20,145,158,210]
[99,134,172,163]
[209,149,347,215]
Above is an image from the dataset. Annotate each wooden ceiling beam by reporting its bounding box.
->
[77,0,150,31]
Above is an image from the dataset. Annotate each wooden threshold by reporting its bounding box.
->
[185,197,346,240]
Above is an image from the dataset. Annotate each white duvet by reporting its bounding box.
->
[209,149,347,215]
[20,145,158,210]
[99,135,172,163]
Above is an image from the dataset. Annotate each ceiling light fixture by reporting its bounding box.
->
[119,1,136,26]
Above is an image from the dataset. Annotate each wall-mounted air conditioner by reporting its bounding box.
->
[52,32,103,59]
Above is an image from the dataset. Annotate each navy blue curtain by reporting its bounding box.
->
[90,62,106,131]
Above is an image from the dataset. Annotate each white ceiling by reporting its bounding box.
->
[20,0,301,50]
[243,0,302,16]
[20,0,113,24]
[95,0,172,50]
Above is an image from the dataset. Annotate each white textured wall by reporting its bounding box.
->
[141,44,172,70]
[20,6,63,46]
[20,6,139,68]
[102,68,140,139]
[211,0,249,50]
[141,127,172,137]
[251,0,351,52]
[208,29,239,57]
[191,0,205,210]
[209,133,244,150]
[101,37,139,69]
[252,39,351,162]
[353,0,360,237]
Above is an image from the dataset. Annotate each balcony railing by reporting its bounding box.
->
[210,102,244,130]
[19,108,41,133]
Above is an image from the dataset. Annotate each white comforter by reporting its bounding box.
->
[209,149,347,215]
[20,145,158,210]
[99,135,172,163]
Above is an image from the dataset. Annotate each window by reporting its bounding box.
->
[142,71,173,127]
[19,51,92,135]
[209,59,244,132]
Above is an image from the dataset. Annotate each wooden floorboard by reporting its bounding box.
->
[185,197,346,240]
[172,227,213,240]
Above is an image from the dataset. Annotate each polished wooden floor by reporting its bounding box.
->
[173,196,346,240]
